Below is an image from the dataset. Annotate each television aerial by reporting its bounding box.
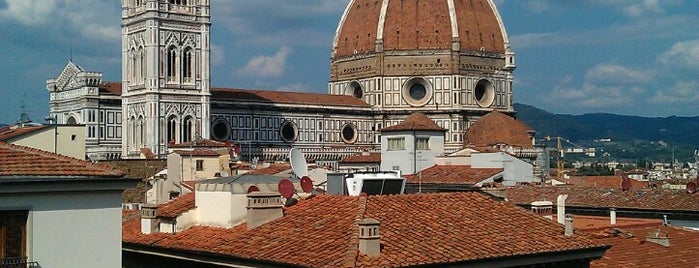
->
[289,148,308,178]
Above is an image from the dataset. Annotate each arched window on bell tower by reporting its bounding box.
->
[182,116,194,142]
[167,115,178,144]
[182,47,193,83]
[130,48,137,84]
[139,46,145,83]
[167,46,178,83]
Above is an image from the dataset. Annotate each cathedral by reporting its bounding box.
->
[46,0,516,162]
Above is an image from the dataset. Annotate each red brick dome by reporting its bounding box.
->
[464,111,535,148]
[332,0,508,59]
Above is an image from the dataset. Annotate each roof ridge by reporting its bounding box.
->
[0,142,124,176]
[342,196,367,268]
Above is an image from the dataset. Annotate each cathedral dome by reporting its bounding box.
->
[332,0,509,59]
[464,111,535,149]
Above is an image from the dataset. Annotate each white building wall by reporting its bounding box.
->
[471,152,534,186]
[380,131,444,175]
[195,191,247,228]
[0,192,122,268]
[8,126,85,159]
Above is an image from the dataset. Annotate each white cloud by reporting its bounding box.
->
[525,0,550,14]
[647,80,699,105]
[659,39,699,70]
[584,0,678,18]
[275,83,312,93]
[0,0,120,42]
[236,47,293,78]
[211,45,225,66]
[585,64,655,84]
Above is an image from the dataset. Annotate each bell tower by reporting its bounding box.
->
[121,0,211,158]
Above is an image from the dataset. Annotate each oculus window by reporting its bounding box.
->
[474,79,495,107]
[341,123,358,144]
[402,77,432,107]
[211,120,230,141]
[279,121,298,142]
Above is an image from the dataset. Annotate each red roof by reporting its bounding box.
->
[99,82,122,96]
[157,193,195,218]
[505,186,699,212]
[172,149,221,157]
[340,153,381,164]
[590,225,699,267]
[170,139,227,148]
[211,87,370,108]
[464,111,534,148]
[124,192,607,267]
[0,125,47,141]
[247,163,290,175]
[0,142,123,177]
[380,112,446,132]
[403,165,502,184]
[566,176,648,189]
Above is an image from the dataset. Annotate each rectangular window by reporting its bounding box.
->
[0,210,28,263]
[387,137,405,151]
[196,160,204,171]
[416,137,430,150]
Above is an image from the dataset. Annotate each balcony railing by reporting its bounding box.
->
[0,257,39,268]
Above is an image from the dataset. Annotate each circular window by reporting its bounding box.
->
[341,123,358,144]
[211,120,230,141]
[474,79,495,107]
[402,77,432,107]
[346,81,363,99]
[279,121,298,142]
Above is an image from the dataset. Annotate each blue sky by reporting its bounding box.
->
[1,0,697,124]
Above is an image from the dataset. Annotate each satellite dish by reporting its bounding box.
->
[289,148,308,178]
[247,185,260,194]
[284,198,298,207]
[621,178,631,191]
[686,182,697,194]
[278,179,296,199]
[300,176,313,193]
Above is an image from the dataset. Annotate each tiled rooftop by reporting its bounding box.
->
[380,112,446,132]
[403,165,502,184]
[590,225,699,267]
[247,163,291,175]
[169,139,227,148]
[0,142,124,177]
[565,176,649,189]
[340,153,381,164]
[157,193,195,218]
[464,111,534,148]
[211,87,371,108]
[124,192,607,267]
[99,82,122,96]
[0,125,47,141]
[172,149,221,157]
[505,186,699,212]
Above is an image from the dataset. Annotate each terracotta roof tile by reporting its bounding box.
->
[172,149,221,157]
[380,112,446,132]
[566,176,649,189]
[464,111,534,148]
[340,153,381,164]
[99,82,122,96]
[591,226,699,267]
[124,192,607,267]
[403,165,502,184]
[211,88,370,108]
[169,139,227,148]
[0,125,48,141]
[0,142,124,177]
[157,193,195,218]
[247,164,290,175]
[505,186,699,212]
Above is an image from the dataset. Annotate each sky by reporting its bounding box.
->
[1,0,697,124]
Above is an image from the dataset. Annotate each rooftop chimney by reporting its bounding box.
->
[646,228,670,247]
[564,214,574,236]
[610,208,617,225]
[246,192,284,230]
[140,203,159,234]
[557,194,568,225]
[358,218,381,256]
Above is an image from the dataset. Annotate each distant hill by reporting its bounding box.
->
[514,103,699,147]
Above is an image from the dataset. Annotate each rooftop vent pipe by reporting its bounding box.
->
[557,194,568,225]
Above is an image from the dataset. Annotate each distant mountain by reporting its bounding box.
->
[514,103,699,147]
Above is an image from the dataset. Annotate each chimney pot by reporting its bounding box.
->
[557,194,568,225]
[358,218,381,256]
[140,203,159,234]
[610,208,617,225]
[564,214,574,236]
[246,192,284,230]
